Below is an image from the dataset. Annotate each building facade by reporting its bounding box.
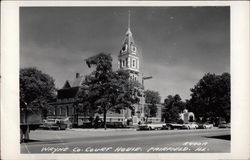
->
[48,14,162,127]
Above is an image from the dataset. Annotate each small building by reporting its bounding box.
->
[179,109,195,123]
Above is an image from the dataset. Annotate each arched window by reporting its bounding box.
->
[122,46,126,51]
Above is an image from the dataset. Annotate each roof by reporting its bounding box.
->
[58,75,88,99]
[62,75,84,89]
[123,28,135,46]
[57,87,79,99]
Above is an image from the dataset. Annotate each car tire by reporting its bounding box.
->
[149,127,152,130]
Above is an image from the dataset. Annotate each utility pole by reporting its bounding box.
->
[140,74,152,121]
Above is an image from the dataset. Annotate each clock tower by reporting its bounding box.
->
[118,12,145,124]
[118,12,140,82]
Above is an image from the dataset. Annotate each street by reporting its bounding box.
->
[21,128,230,153]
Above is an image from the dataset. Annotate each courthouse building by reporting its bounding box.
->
[48,15,163,127]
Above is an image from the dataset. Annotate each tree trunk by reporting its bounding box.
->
[103,109,107,130]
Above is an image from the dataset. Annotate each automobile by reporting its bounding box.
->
[43,119,68,130]
[181,122,199,129]
[162,123,183,130]
[197,122,213,129]
[138,123,165,130]
[203,123,213,129]
[218,121,230,128]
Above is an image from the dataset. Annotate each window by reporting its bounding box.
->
[122,44,127,52]
[56,106,60,116]
[69,107,74,116]
[66,106,69,116]
[61,106,66,116]
[122,60,125,67]
[133,60,135,67]
[122,46,126,51]
[132,46,136,52]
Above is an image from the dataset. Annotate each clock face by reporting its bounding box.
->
[132,46,136,54]
[122,46,126,51]
[121,44,128,54]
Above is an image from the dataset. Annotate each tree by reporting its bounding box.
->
[144,90,161,117]
[20,67,56,118]
[188,73,230,123]
[83,53,140,129]
[162,94,185,123]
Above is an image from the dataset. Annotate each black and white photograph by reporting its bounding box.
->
[1,1,249,160]
[19,6,231,153]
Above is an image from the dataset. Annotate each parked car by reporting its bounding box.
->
[43,119,68,130]
[203,123,213,129]
[138,123,165,130]
[218,121,230,128]
[197,122,213,129]
[182,122,198,129]
[162,123,183,130]
[106,122,125,128]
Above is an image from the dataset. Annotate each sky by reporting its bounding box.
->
[20,7,230,102]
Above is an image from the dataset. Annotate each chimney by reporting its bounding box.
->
[76,73,80,78]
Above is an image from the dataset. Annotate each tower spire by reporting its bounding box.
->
[126,10,132,35]
[128,10,130,30]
